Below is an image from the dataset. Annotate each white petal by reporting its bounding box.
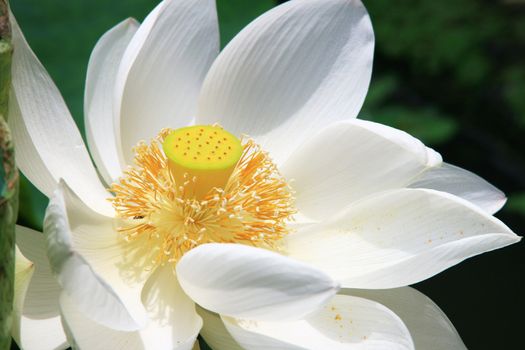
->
[197,306,244,350]
[8,13,112,215]
[140,266,202,349]
[85,18,139,184]
[59,267,202,350]
[8,92,55,200]
[282,119,442,220]
[222,294,414,350]
[60,293,142,350]
[44,181,150,331]
[286,188,520,288]
[177,243,339,321]
[12,245,34,348]
[197,0,374,164]
[346,287,467,350]
[115,0,219,164]
[409,162,506,214]
[13,226,68,350]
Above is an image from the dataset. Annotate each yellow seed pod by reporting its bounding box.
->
[162,125,243,198]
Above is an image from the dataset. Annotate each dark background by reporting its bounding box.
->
[11,0,525,349]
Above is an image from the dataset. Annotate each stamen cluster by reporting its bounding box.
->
[110,129,295,266]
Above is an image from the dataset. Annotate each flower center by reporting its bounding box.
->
[162,125,243,199]
[110,125,296,266]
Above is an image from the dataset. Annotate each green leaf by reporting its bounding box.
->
[362,106,459,146]
[16,174,47,232]
[361,75,400,110]
[507,193,525,217]
[503,67,525,128]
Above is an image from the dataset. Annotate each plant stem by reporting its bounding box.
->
[0,1,17,348]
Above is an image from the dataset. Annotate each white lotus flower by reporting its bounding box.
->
[9,0,520,349]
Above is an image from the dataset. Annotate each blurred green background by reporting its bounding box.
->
[10,0,525,349]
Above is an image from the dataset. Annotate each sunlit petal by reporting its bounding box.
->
[13,226,68,350]
[177,243,339,321]
[197,0,374,164]
[286,188,520,288]
[59,266,201,350]
[44,181,150,331]
[345,288,467,350]
[222,294,413,349]
[282,119,441,220]
[9,14,112,215]
[115,0,219,164]
[409,162,506,214]
[85,18,138,184]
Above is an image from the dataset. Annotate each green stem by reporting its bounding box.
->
[0,1,17,348]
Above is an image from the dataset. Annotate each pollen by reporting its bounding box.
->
[109,127,296,267]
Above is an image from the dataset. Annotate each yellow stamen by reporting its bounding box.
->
[109,127,295,267]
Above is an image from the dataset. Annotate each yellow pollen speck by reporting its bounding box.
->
[335,314,342,321]
[109,127,296,267]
